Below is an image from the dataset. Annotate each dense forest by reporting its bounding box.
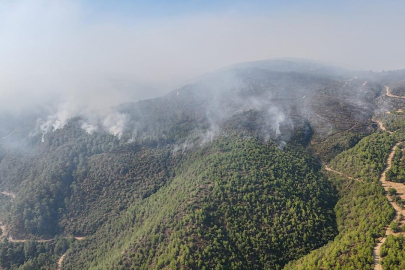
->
[381,235,405,269]
[0,238,71,269]
[286,132,395,269]
[61,136,338,269]
[382,113,405,133]
[328,132,394,182]
[285,174,393,269]
[386,144,405,183]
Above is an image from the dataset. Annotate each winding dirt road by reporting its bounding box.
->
[372,142,405,270]
[325,85,405,269]
[326,125,405,269]
[57,253,67,269]
[386,86,405,99]
[371,85,405,135]
[56,235,86,269]
[371,86,405,269]
[372,118,392,134]
[1,190,84,269]
[1,220,79,243]
[0,221,84,270]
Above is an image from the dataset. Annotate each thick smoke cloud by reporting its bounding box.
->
[1,0,405,138]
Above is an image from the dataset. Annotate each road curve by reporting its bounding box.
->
[372,142,404,270]
[386,86,405,99]
[371,85,405,269]
[57,253,67,269]
[372,118,392,135]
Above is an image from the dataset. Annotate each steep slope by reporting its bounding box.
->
[0,124,122,238]
[0,238,71,269]
[285,133,395,270]
[62,136,337,270]
[286,83,405,269]
[61,144,180,236]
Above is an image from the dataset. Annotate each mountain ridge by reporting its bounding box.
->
[1,59,405,269]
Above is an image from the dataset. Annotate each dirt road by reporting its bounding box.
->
[372,118,392,134]
[57,253,67,269]
[371,85,405,269]
[326,84,405,269]
[1,191,15,200]
[324,165,363,182]
[0,220,84,270]
[386,86,405,99]
[372,142,405,269]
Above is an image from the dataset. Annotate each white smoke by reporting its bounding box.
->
[267,107,286,136]
[35,100,129,140]
[102,112,127,139]
[201,125,221,145]
[81,122,98,135]
[36,101,82,141]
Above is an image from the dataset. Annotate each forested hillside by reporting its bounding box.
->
[1,59,405,269]
[380,235,405,269]
[285,133,395,269]
[385,144,405,183]
[0,238,72,269]
[62,136,338,270]
[328,132,394,182]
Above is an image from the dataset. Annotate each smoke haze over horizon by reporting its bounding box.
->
[1,0,405,135]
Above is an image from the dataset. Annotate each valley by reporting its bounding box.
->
[286,84,405,269]
[371,87,405,270]
[322,118,405,269]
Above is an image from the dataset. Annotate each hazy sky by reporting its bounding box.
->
[1,0,405,112]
